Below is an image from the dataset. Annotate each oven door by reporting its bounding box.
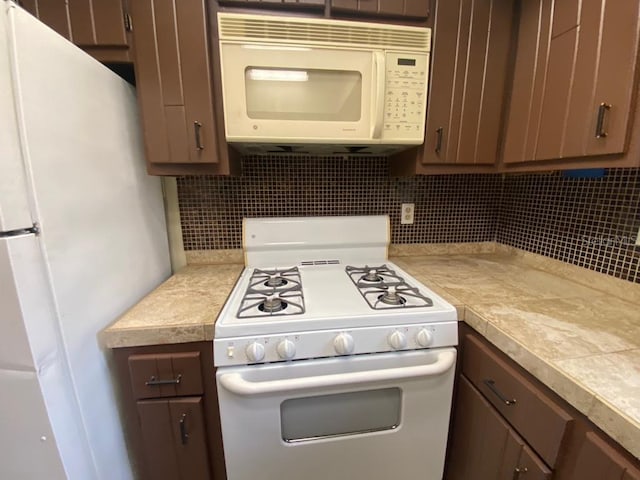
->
[216,348,456,480]
[219,43,384,143]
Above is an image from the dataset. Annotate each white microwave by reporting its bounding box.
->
[217,13,431,155]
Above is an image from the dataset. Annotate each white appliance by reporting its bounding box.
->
[214,216,458,480]
[217,13,431,155]
[0,3,171,479]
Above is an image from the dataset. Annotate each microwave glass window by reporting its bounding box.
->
[245,68,362,121]
[280,388,401,443]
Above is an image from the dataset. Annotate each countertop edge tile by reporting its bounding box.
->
[482,322,598,414]
[102,324,206,349]
[588,396,640,460]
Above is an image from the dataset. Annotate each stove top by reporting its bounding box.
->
[213,216,458,367]
[215,260,456,338]
[237,267,305,318]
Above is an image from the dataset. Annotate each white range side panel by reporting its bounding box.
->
[244,215,390,267]
[3,5,171,480]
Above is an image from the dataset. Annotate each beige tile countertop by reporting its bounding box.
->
[392,245,640,461]
[101,242,640,459]
[101,263,243,348]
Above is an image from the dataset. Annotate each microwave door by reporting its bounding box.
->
[220,44,376,143]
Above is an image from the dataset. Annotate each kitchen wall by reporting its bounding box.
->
[177,158,640,284]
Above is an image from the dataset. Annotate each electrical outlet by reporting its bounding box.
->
[401,203,415,225]
[636,226,640,246]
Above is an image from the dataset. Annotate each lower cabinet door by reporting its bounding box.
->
[137,396,210,480]
[447,376,551,480]
[568,431,640,480]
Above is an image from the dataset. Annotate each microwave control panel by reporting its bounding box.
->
[383,52,429,142]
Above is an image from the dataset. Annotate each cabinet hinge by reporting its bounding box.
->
[124,12,132,32]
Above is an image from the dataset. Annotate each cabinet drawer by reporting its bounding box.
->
[462,334,572,467]
[129,352,203,399]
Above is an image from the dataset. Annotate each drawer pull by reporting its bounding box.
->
[595,103,611,138]
[483,379,517,406]
[179,413,189,445]
[513,466,528,479]
[145,374,182,386]
[194,121,204,150]
[435,127,444,153]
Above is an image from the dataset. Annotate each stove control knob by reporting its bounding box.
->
[245,342,265,363]
[334,333,355,355]
[416,328,434,347]
[388,331,407,350]
[276,339,296,360]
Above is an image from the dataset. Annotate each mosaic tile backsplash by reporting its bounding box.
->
[177,158,640,283]
[498,168,640,283]
[177,156,502,249]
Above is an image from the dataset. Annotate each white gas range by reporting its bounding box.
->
[214,216,458,480]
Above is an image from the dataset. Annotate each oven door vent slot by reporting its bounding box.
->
[300,260,340,266]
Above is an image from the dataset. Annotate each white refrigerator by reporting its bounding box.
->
[0,2,171,479]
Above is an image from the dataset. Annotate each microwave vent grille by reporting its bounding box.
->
[218,13,430,52]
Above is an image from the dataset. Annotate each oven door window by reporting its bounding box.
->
[245,67,362,122]
[280,388,401,443]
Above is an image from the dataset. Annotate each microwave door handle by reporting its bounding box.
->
[371,51,386,139]
[219,350,455,396]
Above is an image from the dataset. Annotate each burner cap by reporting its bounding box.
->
[362,269,383,283]
[378,287,406,306]
[259,297,288,313]
[264,276,288,288]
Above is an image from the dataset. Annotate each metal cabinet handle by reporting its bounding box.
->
[595,103,611,138]
[483,379,517,406]
[145,373,182,386]
[435,127,444,153]
[194,121,204,150]
[512,466,528,480]
[179,413,189,445]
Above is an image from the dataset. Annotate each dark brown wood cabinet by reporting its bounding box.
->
[18,0,131,62]
[391,0,513,174]
[565,432,640,480]
[447,376,551,480]
[112,342,226,480]
[448,325,640,480]
[138,397,210,480]
[218,0,325,9]
[446,331,568,479]
[503,0,640,165]
[130,0,238,175]
[330,0,430,19]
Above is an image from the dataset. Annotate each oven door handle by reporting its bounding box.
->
[218,350,456,396]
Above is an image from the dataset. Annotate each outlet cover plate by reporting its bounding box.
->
[401,203,415,225]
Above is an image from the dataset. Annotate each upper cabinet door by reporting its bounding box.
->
[19,0,71,39]
[503,0,640,164]
[422,0,513,165]
[131,0,218,166]
[330,0,430,18]
[67,0,128,47]
[18,0,131,61]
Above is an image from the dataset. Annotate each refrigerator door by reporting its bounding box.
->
[0,369,67,480]
[0,0,32,232]
[5,4,171,480]
[0,4,170,480]
[0,235,60,371]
